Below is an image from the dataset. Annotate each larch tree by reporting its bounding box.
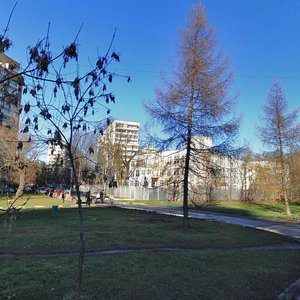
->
[258,80,300,216]
[146,3,239,223]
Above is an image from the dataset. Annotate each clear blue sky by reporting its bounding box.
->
[2,0,300,153]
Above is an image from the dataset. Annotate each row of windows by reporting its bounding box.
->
[0,114,16,128]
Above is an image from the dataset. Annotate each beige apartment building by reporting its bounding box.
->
[0,53,23,189]
[0,52,22,142]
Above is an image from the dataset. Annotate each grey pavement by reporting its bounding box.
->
[114,202,300,242]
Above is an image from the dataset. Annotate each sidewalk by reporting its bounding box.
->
[114,203,300,242]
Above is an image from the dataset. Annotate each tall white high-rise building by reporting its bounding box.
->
[47,142,68,166]
[99,120,140,185]
[103,120,139,152]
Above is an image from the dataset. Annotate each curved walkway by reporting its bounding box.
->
[1,242,300,258]
[114,203,300,242]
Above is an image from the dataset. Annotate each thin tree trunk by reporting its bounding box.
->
[183,70,195,224]
[15,164,25,199]
[277,120,291,216]
[69,153,85,298]
[283,189,291,216]
[75,186,85,298]
[183,35,197,225]
[183,126,191,224]
[280,153,291,216]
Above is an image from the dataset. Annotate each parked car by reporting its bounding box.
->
[1,187,15,193]
[24,186,32,192]
[37,187,49,194]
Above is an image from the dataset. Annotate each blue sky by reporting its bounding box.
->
[2,0,300,153]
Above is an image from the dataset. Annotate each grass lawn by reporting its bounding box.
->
[120,199,300,221]
[0,206,299,299]
[117,198,182,208]
[0,193,74,209]
[191,200,300,221]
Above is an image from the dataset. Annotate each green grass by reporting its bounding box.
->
[121,199,300,221]
[0,194,73,209]
[117,198,182,208]
[0,207,293,254]
[193,200,300,221]
[0,207,299,299]
[1,250,300,300]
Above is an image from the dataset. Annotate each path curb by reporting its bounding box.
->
[276,277,300,300]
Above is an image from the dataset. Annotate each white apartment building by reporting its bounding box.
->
[102,120,289,202]
[99,120,140,185]
[101,120,139,153]
[47,142,68,166]
[98,120,251,201]
[128,136,244,201]
[130,137,212,184]
[129,147,161,187]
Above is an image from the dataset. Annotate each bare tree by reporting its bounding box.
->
[72,131,99,185]
[98,131,123,188]
[252,158,280,202]
[98,122,139,187]
[0,136,33,233]
[21,37,127,297]
[146,3,239,224]
[288,150,300,200]
[239,148,256,202]
[116,136,139,185]
[1,8,129,297]
[258,81,300,215]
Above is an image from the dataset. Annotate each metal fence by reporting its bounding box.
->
[81,184,241,202]
[109,186,168,201]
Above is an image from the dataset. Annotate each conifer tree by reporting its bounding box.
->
[146,3,239,223]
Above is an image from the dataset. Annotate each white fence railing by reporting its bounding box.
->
[81,184,241,202]
[109,186,168,201]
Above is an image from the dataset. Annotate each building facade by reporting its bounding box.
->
[0,53,23,190]
[112,134,244,202]
[98,120,265,202]
[47,142,69,165]
[102,120,140,153]
[0,52,22,141]
[98,120,140,185]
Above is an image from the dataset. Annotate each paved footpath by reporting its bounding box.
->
[114,202,300,242]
